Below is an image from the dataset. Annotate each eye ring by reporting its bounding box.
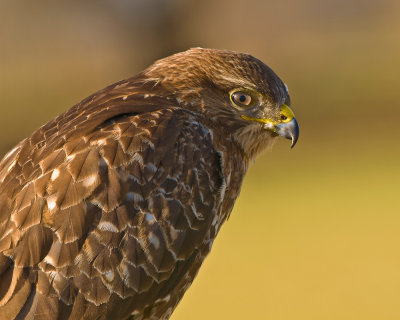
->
[231,91,252,107]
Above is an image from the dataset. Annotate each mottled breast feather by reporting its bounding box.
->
[0,77,245,319]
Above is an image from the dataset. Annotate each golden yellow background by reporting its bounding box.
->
[1,1,399,319]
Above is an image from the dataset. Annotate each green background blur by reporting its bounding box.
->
[1,1,399,319]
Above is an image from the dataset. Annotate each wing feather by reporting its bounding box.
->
[0,80,226,319]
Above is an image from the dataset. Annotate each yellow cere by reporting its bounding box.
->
[280,104,295,123]
[240,104,295,128]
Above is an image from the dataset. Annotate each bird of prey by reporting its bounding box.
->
[0,48,299,320]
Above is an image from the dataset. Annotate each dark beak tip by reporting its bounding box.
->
[290,124,299,148]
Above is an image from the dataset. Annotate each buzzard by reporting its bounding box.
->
[0,48,299,319]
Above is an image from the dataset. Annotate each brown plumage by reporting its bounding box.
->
[0,48,298,320]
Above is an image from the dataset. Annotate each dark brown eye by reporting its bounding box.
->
[231,92,252,107]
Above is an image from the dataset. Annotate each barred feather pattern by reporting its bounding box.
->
[0,83,246,320]
[0,47,291,319]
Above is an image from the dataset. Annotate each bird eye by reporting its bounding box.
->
[231,92,252,107]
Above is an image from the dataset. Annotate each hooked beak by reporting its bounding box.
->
[276,117,299,148]
[241,104,300,148]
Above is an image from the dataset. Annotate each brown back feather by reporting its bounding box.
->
[0,83,228,319]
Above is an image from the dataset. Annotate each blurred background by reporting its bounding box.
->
[1,0,399,319]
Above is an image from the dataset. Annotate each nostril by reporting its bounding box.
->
[280,114,288,121]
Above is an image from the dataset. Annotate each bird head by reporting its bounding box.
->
[143,48,299,159]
